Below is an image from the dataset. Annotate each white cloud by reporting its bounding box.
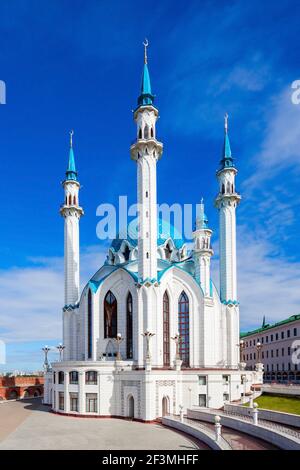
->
[0,245,107,344]
[237,227,300,331]
[244,87,300,190]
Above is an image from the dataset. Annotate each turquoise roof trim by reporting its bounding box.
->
[137,63,155,107]
[63,303,79,312]
[222,299,239,306]
[66,147,78,181]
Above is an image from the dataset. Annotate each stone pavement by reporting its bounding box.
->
[0,399,208,450]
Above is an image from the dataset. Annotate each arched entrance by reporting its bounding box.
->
[34,389,41,397]
[128,395,134,418]
[23,389,30,398]
[9,390,18,400]
[162,396,170,416]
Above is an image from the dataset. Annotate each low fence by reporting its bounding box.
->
[261,384,300,397]
[162,416,232,450]
[224,403,300,428]
[187,408,300,450]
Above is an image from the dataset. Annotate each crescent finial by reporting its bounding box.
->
[70,129,74,148]
[143,38,149,64]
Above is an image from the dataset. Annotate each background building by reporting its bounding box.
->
[0,375,44,401]
[241,315,300,383]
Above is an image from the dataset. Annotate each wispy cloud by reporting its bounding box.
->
[0,245,107,346]
[237,226,300,331]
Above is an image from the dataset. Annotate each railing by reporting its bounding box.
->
[221,409,300,440]
[165,415,232,450]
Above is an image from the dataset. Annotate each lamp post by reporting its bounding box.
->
[56,343,65,362]
[141,330,155,360]
[241,374,246,403]
[42,345,51,371]
[256,341,262,362]
[171,333,181,361]
[114,333,123,361]
[238,340,245,362]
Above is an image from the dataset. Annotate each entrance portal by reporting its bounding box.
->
[162,396,170,416]
[128,395,134,418]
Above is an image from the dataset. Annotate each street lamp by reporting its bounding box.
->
[42,345,51,371]
[114,333,123,361]
[256,341,262,363]
[141,330,155,360]
[238,339,245,363]
[56,343,65,361]
[171,333,181,360]
[241,374,247,402]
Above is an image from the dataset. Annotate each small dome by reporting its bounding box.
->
[110,217,185,252]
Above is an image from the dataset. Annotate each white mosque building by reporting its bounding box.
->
[44,44,262,420]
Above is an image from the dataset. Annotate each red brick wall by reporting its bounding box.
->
[0,376,44,401]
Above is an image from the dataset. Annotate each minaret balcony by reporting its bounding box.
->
[130,138,163,160]
[214,191,241,208]
[60,204,84,217]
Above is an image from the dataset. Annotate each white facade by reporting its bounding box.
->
[44,49,262,420]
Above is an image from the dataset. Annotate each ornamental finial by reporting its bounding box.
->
[70,129,74,148]
[143,38,149,64]
[224,113,228,133]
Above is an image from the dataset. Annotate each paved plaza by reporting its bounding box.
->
[0,399,205,450]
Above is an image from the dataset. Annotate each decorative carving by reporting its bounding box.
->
[121,380,141,418]
[155,380,176,415]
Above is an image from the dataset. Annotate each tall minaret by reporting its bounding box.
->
[215,115,241,304]
[192,199,214,297]
[60,131,84,309]
[130,40,163,282]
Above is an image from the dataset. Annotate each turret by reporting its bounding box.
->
[193,199,213,297]
[215,115,241,304]
[130,40,163,283]
[60,132,84,360]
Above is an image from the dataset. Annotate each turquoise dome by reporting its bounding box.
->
[110,217,185,251]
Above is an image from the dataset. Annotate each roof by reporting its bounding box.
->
[66,147,78,181]
[110,217,186,252]
[240,314,300,338]
[137,62,155,107]
[219,120,235,171]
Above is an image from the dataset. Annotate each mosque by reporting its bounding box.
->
[44,43,262,420]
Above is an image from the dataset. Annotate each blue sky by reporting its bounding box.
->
[1,0,300,371]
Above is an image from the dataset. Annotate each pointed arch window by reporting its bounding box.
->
[126,293,133,359]
[68,194,72,205]
[163,291,170,367]
[178,291,189,367]
[104,291,117,338]
[87,290,92,359]
[144,125,149,139]
[138,127,142,139]
[123,244,130,261]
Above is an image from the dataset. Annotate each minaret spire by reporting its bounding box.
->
[138,39,155,107]
[220,113,234,169]
[66,130,77,181]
